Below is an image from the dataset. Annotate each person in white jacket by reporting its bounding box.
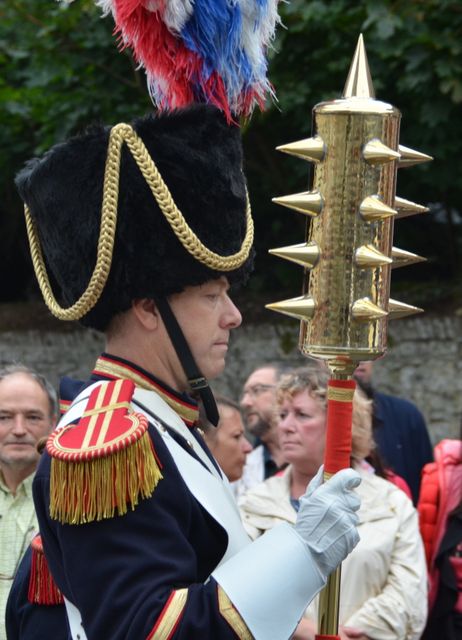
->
[239,366,428,640]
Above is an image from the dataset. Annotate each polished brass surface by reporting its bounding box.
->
[394,196,429,219]
[265,295,316,321]
[391,247,426,268]
[398,144,433,167]
[272,191,323,216]
[359,196,397,221]
[351,297,388,321]
[269,242,321,268]
[363,139,400,164]
[388,298,423,319]
[318,567,342,635]
[355,244,393,268]
[343,34,374,99]
[276,136,326,163]
[299,48,400,364]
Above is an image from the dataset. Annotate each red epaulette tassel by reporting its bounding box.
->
[28,535,64,605]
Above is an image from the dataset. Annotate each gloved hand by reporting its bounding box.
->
[294,466,361,578]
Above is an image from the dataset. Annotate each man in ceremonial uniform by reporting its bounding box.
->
[13,105,361,639]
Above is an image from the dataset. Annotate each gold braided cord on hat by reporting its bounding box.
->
[24,122,254,321]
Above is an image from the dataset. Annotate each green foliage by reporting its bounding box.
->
[244,0,462,306]
[1,0,461,309]
[0,0,151,299]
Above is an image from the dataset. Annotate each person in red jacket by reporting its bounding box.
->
[418,438,462,639]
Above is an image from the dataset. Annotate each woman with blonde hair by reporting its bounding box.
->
[239,367,428,640]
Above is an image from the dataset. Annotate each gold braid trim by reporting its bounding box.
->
[327,387,355,403]
[24,122,254,321]
[218,586,253,639]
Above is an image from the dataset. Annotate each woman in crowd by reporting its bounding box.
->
[239,367,428,640]
[200,395,252,483]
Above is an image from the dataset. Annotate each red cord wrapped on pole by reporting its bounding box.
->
[324,380,356,475]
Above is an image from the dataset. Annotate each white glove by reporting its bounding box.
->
[295,466,361,578]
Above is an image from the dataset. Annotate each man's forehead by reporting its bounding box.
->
[245,367,277,386]
[197,276,230,290]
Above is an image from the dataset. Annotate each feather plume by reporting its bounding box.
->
[92,0,280,119]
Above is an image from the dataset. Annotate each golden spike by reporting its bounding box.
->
[391,247,426,269]
[398,145,433,167]
[272,191,323,217]
[355,244,393,268]
[359,196,397,221]
[276,136,326,163]
[265,295,316,322]
[388,298,423,319]
[269,242,321,269]
[363,139,400,165]
[343,34,375,98]
[351,298,388,321]
[394,196,429,220]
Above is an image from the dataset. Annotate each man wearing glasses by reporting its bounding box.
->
[237,364,287,497]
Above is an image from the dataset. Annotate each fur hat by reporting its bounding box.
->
[16,105,254,331]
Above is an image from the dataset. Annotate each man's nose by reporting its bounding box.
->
[11,415,28,435]
[240,390,252,409]
[222,295,242,330]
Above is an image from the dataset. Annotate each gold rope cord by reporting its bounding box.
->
[24,122,254,321]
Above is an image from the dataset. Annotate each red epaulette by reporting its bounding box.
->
[28,535,64,605]
[47,379,163,524]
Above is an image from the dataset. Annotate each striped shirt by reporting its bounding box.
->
[0,472,37,640]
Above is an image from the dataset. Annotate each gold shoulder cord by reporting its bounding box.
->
[24,123,254,321]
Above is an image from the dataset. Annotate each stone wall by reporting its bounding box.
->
[1,314,462,444]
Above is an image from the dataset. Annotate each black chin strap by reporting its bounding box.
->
[154,297,220,427]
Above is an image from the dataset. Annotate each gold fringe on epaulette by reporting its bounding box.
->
[49,432,162,524]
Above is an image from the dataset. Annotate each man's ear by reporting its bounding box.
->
[131,298,160,331]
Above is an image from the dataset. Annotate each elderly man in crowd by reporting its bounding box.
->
[0,364,57,640]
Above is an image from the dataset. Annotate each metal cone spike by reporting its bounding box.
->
[355,244,393,268]
[391,247,426,268]
[269,242,321,269]
[398,145,433,168]
[363,139,400,165]
[265,295,316,321]
[394,196,429,220]
[351,298,388,321]
[343,34,375,98]
[388,298,423,319]
[359,196,397,221]
[276,136,326,163]
[272,191,323,217]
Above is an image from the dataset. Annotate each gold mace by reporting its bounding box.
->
[267,35,431,637]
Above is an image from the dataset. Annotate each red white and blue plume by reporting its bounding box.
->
[94,0,280,120]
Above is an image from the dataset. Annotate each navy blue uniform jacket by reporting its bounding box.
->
[32,356,252,639]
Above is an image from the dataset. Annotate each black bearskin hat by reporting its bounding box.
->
[16,105,254,331]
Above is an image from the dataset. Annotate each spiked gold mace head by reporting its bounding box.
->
[268,34,430,369]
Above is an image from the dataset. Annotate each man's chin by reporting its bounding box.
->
[247,418,271,439]
[0,453,39,468]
